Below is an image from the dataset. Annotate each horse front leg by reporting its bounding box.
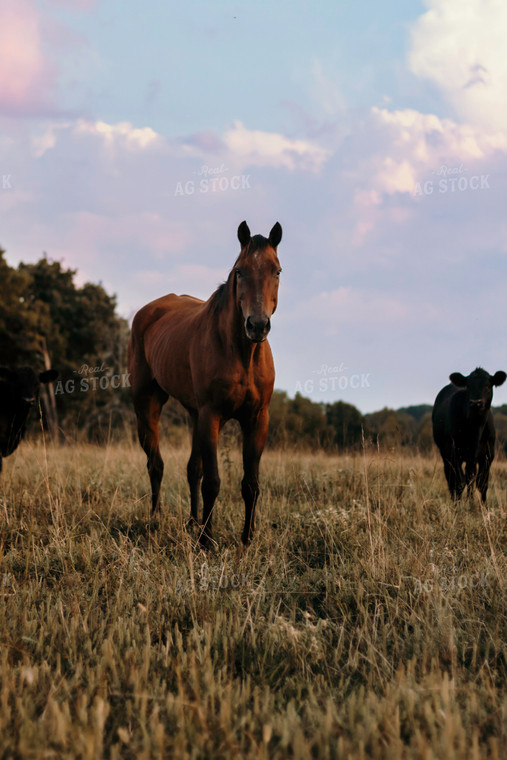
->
[240,408,269,546]
[186,412,202,525]
[197,407,220,548]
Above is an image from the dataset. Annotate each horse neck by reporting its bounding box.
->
[217,284,257,368]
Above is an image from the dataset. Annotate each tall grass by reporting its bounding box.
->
[0,437,505,758]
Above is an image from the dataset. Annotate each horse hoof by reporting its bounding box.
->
[199,532,215,551]
[186,517,199,532]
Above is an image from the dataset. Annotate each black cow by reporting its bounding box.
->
[432,367,506,503]
[0,366,58,472]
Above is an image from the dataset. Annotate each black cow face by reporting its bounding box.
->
[0,366,58,411]
[449,368,506,413]
[0,366,58,461]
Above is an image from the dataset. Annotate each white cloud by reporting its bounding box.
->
[368,107,507,198]
[73,120,160,150]
[31,122,72,157]
[223,120,329,172]
[409,0,507,130]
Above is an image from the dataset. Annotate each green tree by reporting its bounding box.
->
[268,391,332,449]
[493,411,507,457]
[0,251,131,440]
[0,249,41,363]
[416,412,434,453]
[365,408,416,450]
[326,401,364,450]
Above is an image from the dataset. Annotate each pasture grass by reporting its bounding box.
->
[0,436,506,759]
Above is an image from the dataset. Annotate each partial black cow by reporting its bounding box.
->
[0,366,58,472]
[432,367,506,503]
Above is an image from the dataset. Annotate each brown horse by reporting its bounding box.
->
[128,221,282,546]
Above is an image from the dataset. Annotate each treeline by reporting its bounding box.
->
[0,248,130,439]
[267,392,434,452]
[2,250,507,454]
[267,393,507,454]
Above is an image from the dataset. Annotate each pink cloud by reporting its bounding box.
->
[0,0,58,116]
[45,0,99,9]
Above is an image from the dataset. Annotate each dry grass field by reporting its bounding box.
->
[0,435,506,759]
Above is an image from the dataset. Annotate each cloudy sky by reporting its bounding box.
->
[1,0,506,413]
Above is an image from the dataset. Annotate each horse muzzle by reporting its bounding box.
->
[245,315,271,343]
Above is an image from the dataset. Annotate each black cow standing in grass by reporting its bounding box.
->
[0,366,58,473]
[432,367,506,503]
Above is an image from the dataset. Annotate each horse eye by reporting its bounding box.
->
[276,269,282,277]
[235,268,242,278]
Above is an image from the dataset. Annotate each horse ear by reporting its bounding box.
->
[39,369,59,384]
[450,372,467,387]
[269,222,282,248]
[237,221,251,248]
[492,371,507,387]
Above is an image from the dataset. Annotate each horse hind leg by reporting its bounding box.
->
[186,412,202,525]
[133,385,168,516]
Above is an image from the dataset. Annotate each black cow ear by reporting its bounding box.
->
[269,222,282,248]
[39,369,58,383]
[492,371,507,387]
[237,221,251,248]
[450,372,467,387]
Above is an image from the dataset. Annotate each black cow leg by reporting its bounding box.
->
[455,478,465,500]
[455,459,466,500]
[477,458,491,505]
[444,459,459,500]
[465,460,477,499]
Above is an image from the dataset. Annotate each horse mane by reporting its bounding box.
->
[208,274,233,315]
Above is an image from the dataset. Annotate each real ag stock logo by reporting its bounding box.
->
[413,164,490,196]
[174,164,252,196]
[54,363,130,395]
[295,362,370,394]
[295,362,371,395]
